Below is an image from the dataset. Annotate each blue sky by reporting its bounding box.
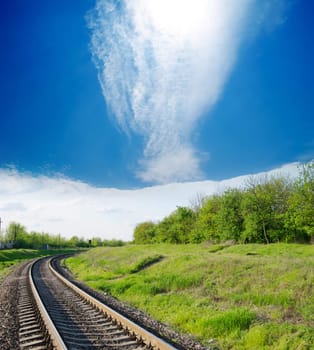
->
[0,1,313,238]
[0,0,134,188]
[0,0,313,188]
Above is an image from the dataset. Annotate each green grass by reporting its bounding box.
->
[65,243,314,349]
[129,254,164,273]
[0,248,78,282]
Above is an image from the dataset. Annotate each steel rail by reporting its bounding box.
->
[49,257,178,350]
[29,259,67,349]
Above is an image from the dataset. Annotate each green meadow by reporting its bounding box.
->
[0,248,78,282]
[65,243,314,349]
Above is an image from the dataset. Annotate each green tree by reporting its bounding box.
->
[241,177,269,243]
[133,221,157,244]
[153,207,196,244]
[91,237,103,247]
[131,161,313,245]
[241,176,292,243]
[28,231,43,248]
[216,188,244,242]
[69,235,80,247]
[265,176,292,242]
[286,161,314,242]
[5,222,28,248]
[191,195,221,243]
[174,207,196,243]
[103,239,125,247]
[155,214,179,243]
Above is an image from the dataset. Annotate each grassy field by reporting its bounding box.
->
[0,248,78,282]
[65,243,314,349]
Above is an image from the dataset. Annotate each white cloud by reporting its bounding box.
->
[137,147,203,183]
[0,163,300,241]
[87,0,288,184]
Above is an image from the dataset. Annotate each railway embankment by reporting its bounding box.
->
[65,243,314,349]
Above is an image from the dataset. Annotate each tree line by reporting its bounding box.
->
[0,223,125,250]
[133,161,314,244]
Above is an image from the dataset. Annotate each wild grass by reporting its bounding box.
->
[65,243,314,349]
[0,248,78,282]
[129,254,164,273]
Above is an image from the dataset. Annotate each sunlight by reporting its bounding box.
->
[144,0,208,38]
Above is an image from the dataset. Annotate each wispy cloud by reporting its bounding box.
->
[87,0,289,184]
[0,163,299,240]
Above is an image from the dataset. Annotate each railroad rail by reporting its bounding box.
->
[17,256,178,350]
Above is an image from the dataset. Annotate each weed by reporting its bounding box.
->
[203,308,256,336]
[129,254,164,273]
[65,243,314,349]
[0,248,78,282]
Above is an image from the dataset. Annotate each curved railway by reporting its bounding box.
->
[17,256,178,350]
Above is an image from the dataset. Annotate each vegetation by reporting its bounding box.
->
[133,161,314,245]
[1,162,312,347]
[66,243,314,349]
[0,222,126,250]
[0,248,77,282]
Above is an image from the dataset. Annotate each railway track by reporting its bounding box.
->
[17,256,177,350]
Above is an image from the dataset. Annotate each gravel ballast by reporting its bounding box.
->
[0,263,26,350]
[53,256,213,350]
[0,257,215,349]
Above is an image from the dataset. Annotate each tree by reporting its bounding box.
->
[131,161,313,245]
[190,195,221,243]
[216,188,244,242]
[28,231,43,248]
[69,235,80,247]
[103,239,125,247]
[91,237,103,247]
[265,176,292,242]
[286,161,314,242]
[154,215,175,243]
[153,207,196,244]
[241,176,270,243]
[189,193,207,211]
[5,222,28,248]
[241,175,292,243]
[133,221,157,244]
[174,207,196,243]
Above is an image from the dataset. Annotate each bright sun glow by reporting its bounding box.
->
[144,0,209,37]
[90,0,257,183]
